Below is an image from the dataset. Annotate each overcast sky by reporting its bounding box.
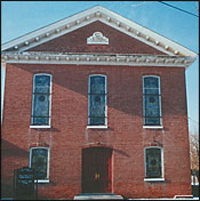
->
[1,1,199,133]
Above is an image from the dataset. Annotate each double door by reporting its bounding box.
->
[81,147,112,193]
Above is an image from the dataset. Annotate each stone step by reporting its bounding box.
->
[73,193,124,200]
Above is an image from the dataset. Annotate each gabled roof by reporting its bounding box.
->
[1,6,197,68]
[2,6,197,56]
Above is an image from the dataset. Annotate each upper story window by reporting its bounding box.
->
[29,147,50,182]
[31,74,52,126]
[145,147,163,179]
[88,75,107,127]
[143,76,162,126]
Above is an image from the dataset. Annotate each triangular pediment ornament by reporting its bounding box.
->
[87,32,109,45]
[1,6,197,67]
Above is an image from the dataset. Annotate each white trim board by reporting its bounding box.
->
[144,178,165,182]
[1,53,195,68]
[2,6,197,60]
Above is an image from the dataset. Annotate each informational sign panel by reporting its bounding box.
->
[14,167,37,200]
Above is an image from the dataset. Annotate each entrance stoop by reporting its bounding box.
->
[73,193,124,200]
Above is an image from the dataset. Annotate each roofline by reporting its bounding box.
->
[2,5,101,45]
[2,5,198,59]
[1,6,103,49]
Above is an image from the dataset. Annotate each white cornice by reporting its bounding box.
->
[1,52,195,69]
[1,6,197,61]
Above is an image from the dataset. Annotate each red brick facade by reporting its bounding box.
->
[2,63,191,199]
[1,9,192,200]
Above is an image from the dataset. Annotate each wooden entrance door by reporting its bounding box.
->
[81,147,112,193]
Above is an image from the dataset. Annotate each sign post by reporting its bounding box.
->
[14,167,38,200]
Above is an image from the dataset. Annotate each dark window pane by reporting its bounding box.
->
[145,117,160,125]
[144,95,160,117]
[144,88,159,95]
[34,75,50,93]
[33,94,50,116]
[90,76,105,94]
[144,77,159,88]
[32,74,51,126]
[90,95,105,117]
[143,76,161,126]
[32,117,49,125]
[31,149,48,179]
[146,148,162,178]
[90,117,105,125]
[89,75,106,126]
[32,94,50,125]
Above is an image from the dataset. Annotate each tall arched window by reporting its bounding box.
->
[144,147,163,179]
[88,75,107,126]
[143,76,162,126]
[31,74,52,126]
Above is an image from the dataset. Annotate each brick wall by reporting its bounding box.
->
[28,21,166,55]
[1,62,191,199]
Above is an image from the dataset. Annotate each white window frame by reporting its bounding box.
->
[87,74,108,129]
[29,147,50,183]
[30,73,52,128]
[142,75,162,128]
[144,146,165,182]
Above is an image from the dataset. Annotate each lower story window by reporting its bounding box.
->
[145,147,163,178]
[30,147,49,181]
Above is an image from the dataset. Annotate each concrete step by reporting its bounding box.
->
[73,193,124,200]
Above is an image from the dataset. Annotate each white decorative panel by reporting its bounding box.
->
[87,32,109,45]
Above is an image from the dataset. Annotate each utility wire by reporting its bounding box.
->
[131,2,147,7]
[159,1,199,18]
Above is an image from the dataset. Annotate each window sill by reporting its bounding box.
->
[34,179,49,183]
[30,125,51,129]
[143,125,163,129]
[144,178,165,182]
[87,125,108,129]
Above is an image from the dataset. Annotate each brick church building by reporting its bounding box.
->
[1,6,197,200]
